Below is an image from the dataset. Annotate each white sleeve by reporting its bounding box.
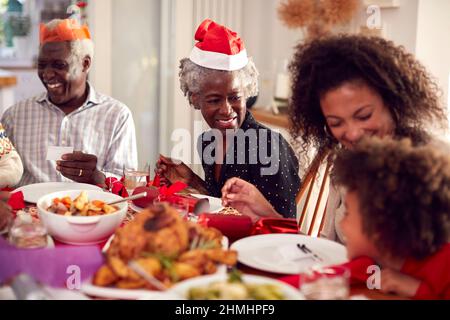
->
[102,108,138,176]
[320,183,346,244]
[319,182,340,241]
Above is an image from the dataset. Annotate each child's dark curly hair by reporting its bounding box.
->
[334,137,450,260]
[288,34,447,169]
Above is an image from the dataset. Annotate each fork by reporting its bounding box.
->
[297,243,323,262]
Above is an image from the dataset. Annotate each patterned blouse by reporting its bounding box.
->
[0,123,23,187]
[198,111,301,218]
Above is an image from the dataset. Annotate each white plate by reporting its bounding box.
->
[81,281,164,300]
[130,195,224,213]
[0,285,91,300]
[169,273,304,300]
[230,234,348,275]
[16,182,102,203]
[189,194,224,213]
[82,236,230,300]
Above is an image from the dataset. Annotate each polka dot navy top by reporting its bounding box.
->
[198,111,301,218]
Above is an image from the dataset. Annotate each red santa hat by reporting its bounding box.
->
[189,19,248,71]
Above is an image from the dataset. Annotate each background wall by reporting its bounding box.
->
[86,0,450,172]
[242,0,303,108]
[111,0,161,169]
[159,0,245,177]
[87,0,112,96]
[415,0,450,112]
[89,0,161,169]
[241,0,449,122]
[354,0,419,53]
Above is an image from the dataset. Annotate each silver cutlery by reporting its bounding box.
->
[297,243,323,262]
[107,192,147,205]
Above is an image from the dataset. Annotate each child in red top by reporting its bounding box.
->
[332,137,450,299]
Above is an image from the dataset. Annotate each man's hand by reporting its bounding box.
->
[380,268,421,298]
[57,151,105,185]
[221,177,281,222]
[0,192,12,231]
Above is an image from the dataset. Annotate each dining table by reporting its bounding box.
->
[1,188,406,301]
[237,264,406,300]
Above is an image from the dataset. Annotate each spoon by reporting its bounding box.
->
[107,192,147,206]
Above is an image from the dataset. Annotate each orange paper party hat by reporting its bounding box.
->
[40,19,91,44]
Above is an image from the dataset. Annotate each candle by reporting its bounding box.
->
[275,73,291,100]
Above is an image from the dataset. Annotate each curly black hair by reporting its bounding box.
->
[334,137,450,260]
[288,34,448,169]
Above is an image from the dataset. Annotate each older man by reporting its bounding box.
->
[1,19,137,186]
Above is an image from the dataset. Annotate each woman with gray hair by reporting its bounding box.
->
[156,19,300,219]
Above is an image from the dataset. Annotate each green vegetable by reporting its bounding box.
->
[248,284,284,300]
[227,268,243,283]
[186,272,286,300]
[139,253,179,282]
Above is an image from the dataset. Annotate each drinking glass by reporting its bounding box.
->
[299,265,350,300]
[170,198,189,219]
[123,168,150,195]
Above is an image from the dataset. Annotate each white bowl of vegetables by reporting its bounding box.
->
[37,190,127,245]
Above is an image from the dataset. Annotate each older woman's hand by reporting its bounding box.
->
[155,155,210,195]
[0,192,12,231]
[221,178,282,222]
[155,155,195,185]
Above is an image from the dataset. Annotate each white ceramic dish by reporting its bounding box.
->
[46,235,55,248]
[189,194,224,213]
[230,234,348,274]
[169,273,304,300]
[81,282,166,300]
[37,190,127,245]
[16,182,102,203]
[130,194,224,214]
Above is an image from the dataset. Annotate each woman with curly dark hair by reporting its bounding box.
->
[333,137,450,299]
[222,35,448,235]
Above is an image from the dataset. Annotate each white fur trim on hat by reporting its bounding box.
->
[189,46,248,71]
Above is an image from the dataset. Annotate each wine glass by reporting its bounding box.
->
[299,265,350,300]
[123,167,150,195]
[170,198,189,220]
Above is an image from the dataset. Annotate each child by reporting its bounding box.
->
[333,137,450,299]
